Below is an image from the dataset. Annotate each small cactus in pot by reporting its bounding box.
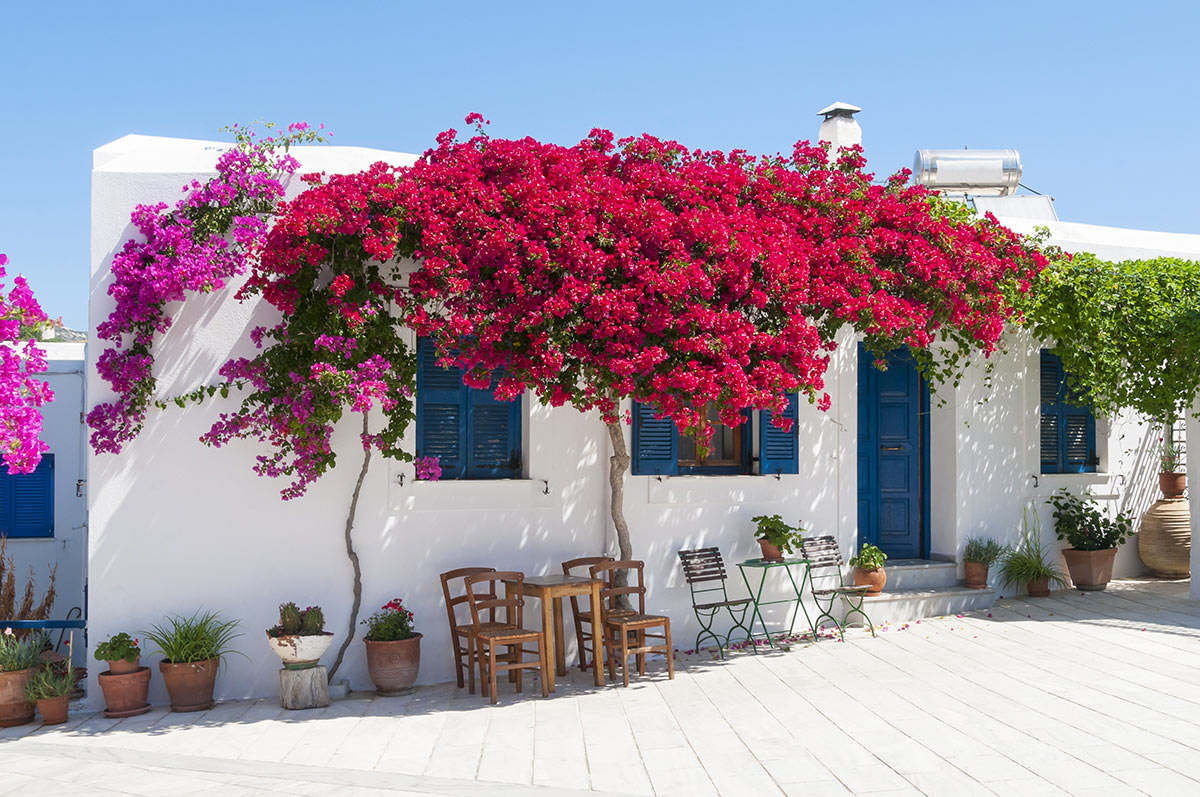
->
[266,602,333,670]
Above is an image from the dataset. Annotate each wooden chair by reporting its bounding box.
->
[440,566,504,693]
[677,547,753,658]
[464,571,550,704]
[799,535,875,641]
[561,555,615,672]
[589,560,675,687]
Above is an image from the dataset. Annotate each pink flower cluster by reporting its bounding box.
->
[0,254,52,474]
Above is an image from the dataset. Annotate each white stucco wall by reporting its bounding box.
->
[87,136,1187,704]
[4,342,88,664]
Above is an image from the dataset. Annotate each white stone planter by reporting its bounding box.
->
[266,633,334,670]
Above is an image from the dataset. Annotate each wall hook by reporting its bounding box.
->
[397,474,406,487]
[541,479,550,495]
[1031,474,1039,488]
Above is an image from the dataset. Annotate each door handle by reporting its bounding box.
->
[880,445,903,451]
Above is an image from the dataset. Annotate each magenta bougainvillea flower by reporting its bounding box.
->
[0,253,52,474]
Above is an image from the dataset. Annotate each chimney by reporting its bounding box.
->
[817,101,862,154]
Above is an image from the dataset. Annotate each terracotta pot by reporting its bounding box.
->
[107,657,140,676]
[1159,472,1187,499]
[1027,578,1050,598]
[98,666,152,718]
[853,567,887,596]
[1139,498,1191,577]
[159,658,218,712]
[0,668,35,727]
[758,538,784,561]
[267,632,334,670]
[364,634,422,694]
[36,695,69,725]
[1061,547,1117,591]
[964,561,989,590]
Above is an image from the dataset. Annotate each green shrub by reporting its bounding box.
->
[94,632,140,663]
[963,537,1007,566]
[361,598,415,642]
[849,543,887,571]
[751,514,805,556]
[143,610,243,664]
[24,666,76,700]
[1047,489,1132,551]
[1000,512,1068,589]
[0,629,46,672]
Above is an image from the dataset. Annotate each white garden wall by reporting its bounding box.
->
[87,135,1184,705]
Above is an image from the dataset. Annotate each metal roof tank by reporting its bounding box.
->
[912,149,1021,196]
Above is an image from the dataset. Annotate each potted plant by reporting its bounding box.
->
[362,598,421,695]
[1047,488,1133,591]
[143,610,242,712]
[751,514,804,561]
[95,632,151,718]
[267,602,333,669]
[0,629,44,727]
[963,537,1007,589]
[1159,432,1186,498]
[24,665,76,725]
[1000,511,1068,597]
[849,543,888,595]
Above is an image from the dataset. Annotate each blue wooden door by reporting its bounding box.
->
[857,345,927,560]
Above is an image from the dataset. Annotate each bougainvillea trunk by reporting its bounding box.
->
[605,421,635,610]
[328,415,371,681]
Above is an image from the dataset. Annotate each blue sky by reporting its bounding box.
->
[2,1,1197,329]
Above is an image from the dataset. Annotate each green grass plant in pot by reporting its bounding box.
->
[849,543,888,595]
[143,611,243,712]
[751,514,804,561]
[361,598,421,695]
[23,665,76,725]
[0,629,45,727]
[1000,512,1068,597]
[94,632,151,718]
[963,537,1007,590]
[1047,489,1132,591]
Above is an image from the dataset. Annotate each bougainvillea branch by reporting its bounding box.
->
[86,122,326,455]
[0,253,52,475]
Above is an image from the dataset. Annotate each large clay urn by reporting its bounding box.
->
[159,658,218,712]
[1061,548,1117,591]
[0,668,34,727]
[98,666,152,718]
[853,567,887,596]
[1139,498,1191,577]
[364,634,422,694]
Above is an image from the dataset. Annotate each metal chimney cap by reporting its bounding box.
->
[817,101,862,120]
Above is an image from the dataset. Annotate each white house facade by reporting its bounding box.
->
[84,123,1195,705]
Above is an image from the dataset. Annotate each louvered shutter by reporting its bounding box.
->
[416,339,466,479]
[1040,351,1064,473]
[4,454,54,538]
[467,367,521,478]
[632,401,678,476]
[759,394,800,475]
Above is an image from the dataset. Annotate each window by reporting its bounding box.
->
[1040,350,1097,474]
[415,339,522,480]
[632,395,799,476]
[0,454,54,538]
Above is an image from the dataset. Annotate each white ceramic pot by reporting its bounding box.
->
[267,633,334,669]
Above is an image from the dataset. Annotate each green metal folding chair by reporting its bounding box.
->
[799,535,876,641]
[677,547,754,657]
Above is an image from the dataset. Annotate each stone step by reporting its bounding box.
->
[849,585,997,626]
[882,559,959,590]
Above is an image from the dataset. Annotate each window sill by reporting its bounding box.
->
[645,474,788,505]
[388,468,553,512]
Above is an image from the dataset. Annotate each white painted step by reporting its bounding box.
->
[849,586,997,626]
[882,559,959,590]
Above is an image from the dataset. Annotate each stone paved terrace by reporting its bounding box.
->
[4,578,1200,796]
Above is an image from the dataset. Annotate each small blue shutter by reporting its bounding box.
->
[759,394,800,475]
[1041,350,1096,474]
[4,454,54,538]
[467,367,521,478]
[1040,351,1063,473]
[632,401,678,476]
[416,339,466,479]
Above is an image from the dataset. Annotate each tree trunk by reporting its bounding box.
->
[328,414,371,681]
[606,420,635,611]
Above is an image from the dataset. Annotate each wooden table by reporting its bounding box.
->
[518,574,605,691]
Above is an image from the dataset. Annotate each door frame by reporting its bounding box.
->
[857,345,931,560]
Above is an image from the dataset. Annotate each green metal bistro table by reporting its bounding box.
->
[736,557,817,649]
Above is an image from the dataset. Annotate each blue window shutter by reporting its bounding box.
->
[760,393,800,476]
[632,401,678,476]
[416,338,466,479]
[467,367,521,478]
[1040,350,1064,473]
[4,454,54,539]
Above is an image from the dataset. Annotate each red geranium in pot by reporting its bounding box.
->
[362,598,421,695]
